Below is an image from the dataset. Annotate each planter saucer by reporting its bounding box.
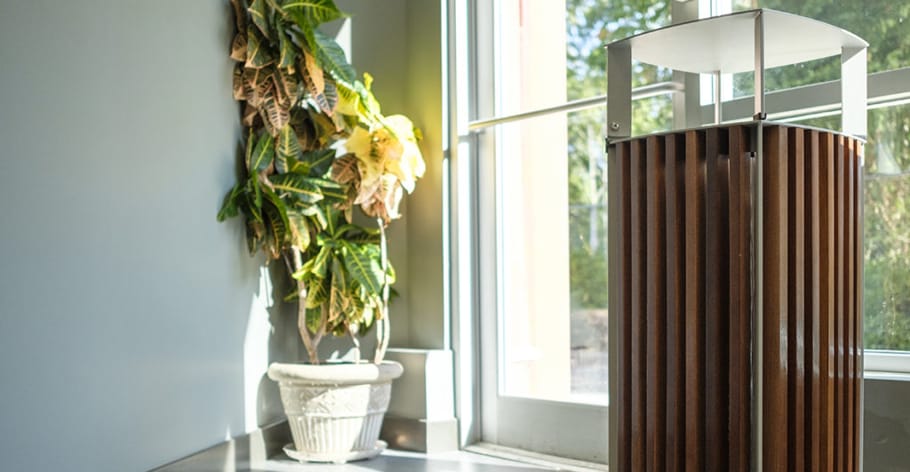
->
[283,440,387,464]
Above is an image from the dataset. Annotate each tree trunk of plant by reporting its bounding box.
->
[291,248,320,364]
[374,219,391,364]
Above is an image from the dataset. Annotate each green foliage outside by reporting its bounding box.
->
[565,0,910,350]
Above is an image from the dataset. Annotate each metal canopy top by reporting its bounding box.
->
[606,9,868,74]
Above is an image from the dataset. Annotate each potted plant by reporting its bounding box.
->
[217,0,425,464]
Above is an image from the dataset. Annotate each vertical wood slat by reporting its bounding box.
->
[608,124,862,472]
[728,126,752,472]
[665,134,686,472]
[852,140,864,472]
[788,128,807,472]
[819,131,836,472]
[806,130,822,472]
[645,136,666,472]
[683,130,706,472]
[763,125,790,472]
[629,139,647,472]
[845,137,856,472]
[616,141,632,472]
[704,128,730,472]
[835,134,846,472]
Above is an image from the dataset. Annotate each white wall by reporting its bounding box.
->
[0,1,297,470]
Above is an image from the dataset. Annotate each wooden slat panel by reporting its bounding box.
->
[852,142,864,472]
[845,137,856,472]
[664,133,686,472]
[806,130,822,471]
[819,131,836,472]
[609,124,862,472]
[684,130,706,472]
[615,141,632,472]
[704,128,730,472]
[728,126,751,471]
[763,125,789,471]
[834,134,845,472]
[645,135,667,471]
[629,139,647,471]
[788,128,807,472]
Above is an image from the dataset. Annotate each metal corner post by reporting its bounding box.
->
[607,43,632,140]
[753,10,766,121]
[841,46,868,140]
[752,120,764,472]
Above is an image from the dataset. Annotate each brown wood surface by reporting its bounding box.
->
[664,133,685,472]
[645,135,666,471]
[615,141,631,472]
[684,130,706,472]
[608,124,862,472]
[763,125,790,472]
[788,128,807,471]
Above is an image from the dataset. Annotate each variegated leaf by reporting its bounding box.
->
[248,0,272,40]
[247,132,275,172]
[277,28,297,70]
[305,276,329,309]
[302,149,335,178]
[331,155,359,184]
[288,213,310,250]
[268,174,324,203]
[275,124,300,173]
[232,67,245,100]
[245,26,274,69]
[230,0,248,32]
[281,0,345,26]
[230,34,247,62]
[260,91,290,134]
[339,240,382,295]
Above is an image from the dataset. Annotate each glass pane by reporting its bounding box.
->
[566,1,671,101]
[863,103,910,350]
[791,104,910,351]
[731,0,910,76]
[496,1,568,116]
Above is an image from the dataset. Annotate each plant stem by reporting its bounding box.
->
[291,248,320,364]
[374,219,391,364]
[348,323,362,363]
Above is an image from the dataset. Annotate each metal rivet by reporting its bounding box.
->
[610,122,621,131]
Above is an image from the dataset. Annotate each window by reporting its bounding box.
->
[459,0,910,462]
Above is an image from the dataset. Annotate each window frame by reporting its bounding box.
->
[450,0,910,457]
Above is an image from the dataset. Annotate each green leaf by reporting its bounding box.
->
[275,124,301,173]
[245,26,275,69]
[300,149,335,177]
[310,245,331,278]
[217,183,244,221]
[339,240,382,295]
[281,0,345,26]
[288,213,310,250]
[247,132,275,172]
[276,28,297,69]
[310,29,356,84]
[317,180,346,203]
[268,174,324,203]
[248,0,272,40]
[305,276,330,308]
[296,203,325,230]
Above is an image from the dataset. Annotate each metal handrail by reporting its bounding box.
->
[467,81,683,131]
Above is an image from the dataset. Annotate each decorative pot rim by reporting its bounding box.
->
[268,360,403,385]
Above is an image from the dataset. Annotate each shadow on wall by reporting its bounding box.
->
[864,377,910,472]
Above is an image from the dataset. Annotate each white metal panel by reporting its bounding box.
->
[610,9,868,74]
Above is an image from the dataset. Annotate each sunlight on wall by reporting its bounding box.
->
[244,267,275,433]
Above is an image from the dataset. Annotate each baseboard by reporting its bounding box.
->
[149,420,290,471]
[380,415,459,453]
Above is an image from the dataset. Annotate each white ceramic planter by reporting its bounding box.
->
[267,361,404,464]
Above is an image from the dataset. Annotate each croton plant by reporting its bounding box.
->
[217,0,425,364]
